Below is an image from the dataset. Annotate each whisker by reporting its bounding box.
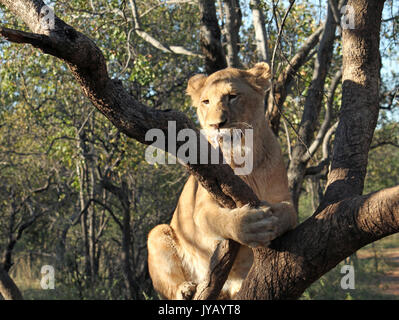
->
[229,122,253,129]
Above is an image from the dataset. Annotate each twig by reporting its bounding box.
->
[270,0,296,77]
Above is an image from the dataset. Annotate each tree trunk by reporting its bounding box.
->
[222,0,242,68]
[3,201,17,272]
[321,0,383,206]
[199,0,227,74]
[77,134,91,280]
[0,267,23,300]
[101,178,138,299]
[121,191,137,300]
[250,0,270,63]
[88,115,98,281]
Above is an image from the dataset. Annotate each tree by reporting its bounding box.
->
[0,267,22,300]
[0,0,398,300]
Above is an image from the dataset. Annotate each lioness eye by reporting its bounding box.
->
[202,99,209,105]
[228,94,238,102]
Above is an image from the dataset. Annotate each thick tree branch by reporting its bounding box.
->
[237,184,399,299]
[193,240,240,299]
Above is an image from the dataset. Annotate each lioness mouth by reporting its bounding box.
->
[205,128,251,167]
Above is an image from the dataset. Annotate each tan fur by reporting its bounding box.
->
[147,63,297,300]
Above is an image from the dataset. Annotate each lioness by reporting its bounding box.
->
[147,62,297,299]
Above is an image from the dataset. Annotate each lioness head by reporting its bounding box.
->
[186,62,271,134]
[186,63,272,173]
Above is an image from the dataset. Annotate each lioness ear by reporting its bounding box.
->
[186,74,207,106]
[247,62,272,92]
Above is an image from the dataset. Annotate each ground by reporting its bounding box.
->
[358,246,399,297]
[5,234,399,300]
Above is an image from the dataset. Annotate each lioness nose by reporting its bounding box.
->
[209,117,227,130]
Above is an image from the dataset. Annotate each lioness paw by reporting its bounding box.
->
[175,281,197,300]
[229,204,279,248]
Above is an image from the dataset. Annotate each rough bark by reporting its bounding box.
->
[321,0,384,207]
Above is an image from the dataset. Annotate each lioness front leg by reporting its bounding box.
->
[199,200,296,248]
[227,202,296,247]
